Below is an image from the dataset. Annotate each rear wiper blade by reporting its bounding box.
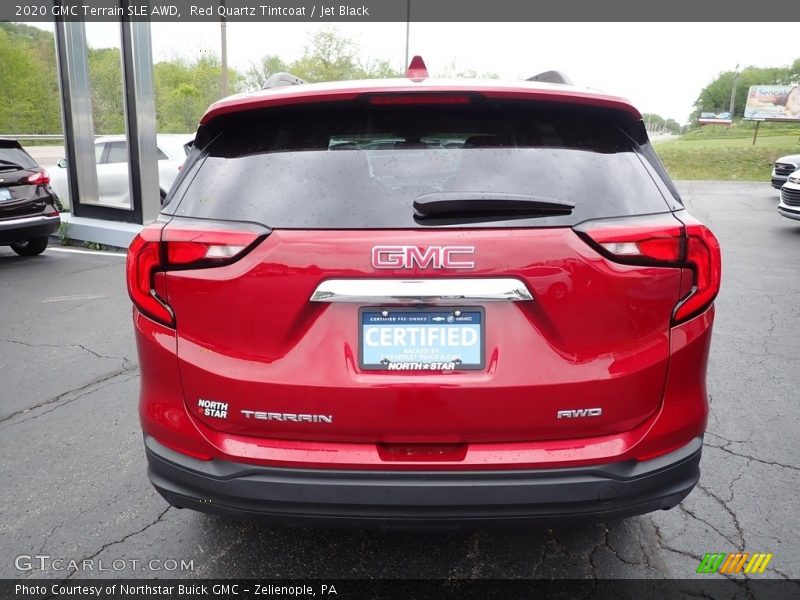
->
[414,192,575,221]
[0,160,26,170]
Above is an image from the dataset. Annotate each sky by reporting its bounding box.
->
[29,21,800,124]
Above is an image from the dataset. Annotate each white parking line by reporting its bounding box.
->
[42,294,112,303]
[46,247,127,257]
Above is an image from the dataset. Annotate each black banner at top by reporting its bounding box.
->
[3,0,800,22]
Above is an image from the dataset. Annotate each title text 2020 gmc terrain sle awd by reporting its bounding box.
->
[127,60,721,527]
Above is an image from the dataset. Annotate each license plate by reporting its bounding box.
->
[0,187,11,202]
[359,307,484,371]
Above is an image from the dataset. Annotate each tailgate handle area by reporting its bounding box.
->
[309,278,533,303]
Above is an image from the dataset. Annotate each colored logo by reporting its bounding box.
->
[696,552,773,574]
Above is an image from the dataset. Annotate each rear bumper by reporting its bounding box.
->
[146,434,702,528]
[0,214,60,244]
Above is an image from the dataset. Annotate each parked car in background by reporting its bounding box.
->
[128,61,721,527]
[778,169,800,221]
[49,134,193,209]
[771,154,800,189]
[0,138,60,256]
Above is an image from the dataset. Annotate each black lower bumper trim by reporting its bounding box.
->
[0,215,59,244]
[145,436,702,528]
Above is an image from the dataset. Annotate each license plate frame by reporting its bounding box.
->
[359,306,485,371]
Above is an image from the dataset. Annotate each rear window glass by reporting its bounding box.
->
[0,145,38,170]
[101,141,170,163]
[166,101,672,228]
[105,142,128,164]
[155,138,187,160]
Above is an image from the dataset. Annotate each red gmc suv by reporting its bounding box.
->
[127,60,721,527]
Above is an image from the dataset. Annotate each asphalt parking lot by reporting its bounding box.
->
[1,181,798,582]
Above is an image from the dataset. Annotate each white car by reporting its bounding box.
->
[778,170,800,222]
[50,134,193,209]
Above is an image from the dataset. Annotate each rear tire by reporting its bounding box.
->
[10,236,49,256]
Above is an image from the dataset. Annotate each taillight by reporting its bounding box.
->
[672,218,721,324]
[126,219,269,327]
[27,169,50,185]
[162,219,266,268]
[575,214,684,265]
[127,224,170,326]
[575,213,721,326]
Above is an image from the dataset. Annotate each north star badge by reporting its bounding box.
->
[197,399,228,419]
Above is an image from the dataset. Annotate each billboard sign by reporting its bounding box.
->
[744,85,800,121]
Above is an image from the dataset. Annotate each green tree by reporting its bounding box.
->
[0,22,249,135]
[641,113,666,130]
[154,54,242,132]
[88,48,125,134]
[0,23,130,135]
[159,82,205,132]
[357,58,403,79]
[785,58,800,84]
[435,59,499,79]
[287,28,401,83]
[290,28,361,82]
[243,54,288,91]
[0,23,61,134]
[664,118,681,135]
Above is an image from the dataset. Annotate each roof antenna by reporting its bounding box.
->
[406,56,429,81]
[262,72,308,89]
[527,70,573,85]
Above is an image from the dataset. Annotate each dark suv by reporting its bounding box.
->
[127,61,721,527]
[0,139,60,256]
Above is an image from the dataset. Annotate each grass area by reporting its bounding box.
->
[680,120,800,140]
[654,134,800,181]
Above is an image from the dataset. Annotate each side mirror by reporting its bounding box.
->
[57,159,67,169]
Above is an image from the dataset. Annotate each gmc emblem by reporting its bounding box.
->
[371,246,475,270]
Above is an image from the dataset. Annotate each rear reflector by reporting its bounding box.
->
[126,218,269,327]
[574,213,721,325]
[377,443,468,462]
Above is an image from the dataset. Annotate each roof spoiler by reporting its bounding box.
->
[526,70,573,85]
[262,72,308,90]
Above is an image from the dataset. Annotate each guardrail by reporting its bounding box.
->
[1,134,65,141]
[0,134,103,141]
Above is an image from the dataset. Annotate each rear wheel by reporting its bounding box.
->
[10,236,49,256]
